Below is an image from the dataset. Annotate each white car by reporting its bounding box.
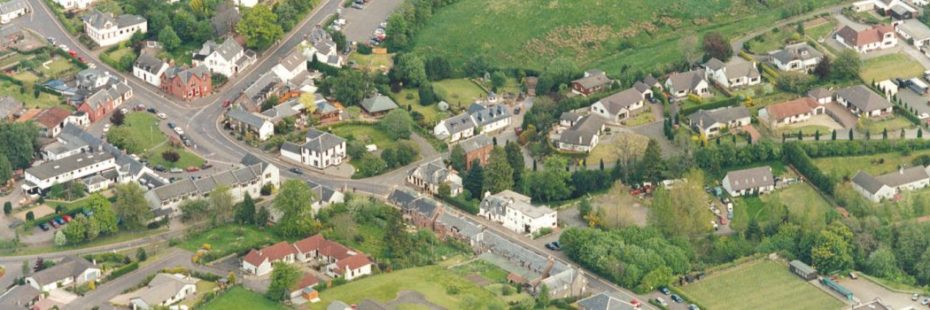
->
[655,297,668,307]
[59,44,69,52]
[103,124,111,132]
[157,112,167,119]
[174,127,184,136]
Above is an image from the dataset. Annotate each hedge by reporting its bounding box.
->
[106,261,139,281]
[440,194,479,215]
[680,96,741,115]
[783,143,834,195]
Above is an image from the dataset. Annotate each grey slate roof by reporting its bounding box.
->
[597,87,645,115]
[725,166,774,192]
[302,128,345,153]
[770,42,823,64]
[459,134,492,154]
[197,38,243,62]
[388,188,419,207]
[572,70,610,89]
[898,19,930,41]
[439,113,477,136]
[30,256,96,287]
[438,212,483,240]
[131,273,196,307]
[281,142,301,154]
[559,115,604,147]
[227,107,269,129]
[0,0,28,15]
[577,292,637,310]
[242,72,283,102]
[360,95,398,114]
[666,70,706,90]
[481,190,554,219]
[83,81,131,110]
[278,48,307,72]
[306,180,340,202]
[688,106,750,131]
[0,96,23,119]
[147,159,264,203]
[836,85,892,113]
[410,158,456,188]
[163,66,210,84]
[83,10,145,29]
[0,285,39,309]
[856,166,930,195]
[134,54,166,75]
[26,151,114,181]
[560,111,582,123]
[469,103,510,127]
[704,58,725,71]
[854,171,888,195]
[807,87,833,99]
[308,27,335,55]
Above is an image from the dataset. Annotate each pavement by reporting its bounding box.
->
[340,0,404,43]
[836,276,928,309]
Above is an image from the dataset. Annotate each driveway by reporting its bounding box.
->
[836,277,925,309]
[340,0,405,43]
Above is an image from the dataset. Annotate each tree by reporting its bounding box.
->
[490,71,507,91]
[110,109,125,126]
[833,50,862,81]
[831,129,837,141]
[813,56,831,80]
[0,122,39,170]
[84,215,100,241]
[702,32,732,61]
[265,262,300,301]
[298,93,317,115]
[865,247,903,279]
[209,186,235,224]
[236,193,256,225]
[450,144,467,172]
[326,70,371,106]
[679,33,701,65]
[505,141,524,185]
[3,201,11,215]
[418,82,436,105]
[525,156,572,202]
[425,56,452,81]
[136,248,147,261]
[0,155,10,184]
[379,110,413,140]
[161,150,180,163]
[179,199,209,222]
[25,211,34,221]
[54,231,66,247]
[811,222,854,273]
[483,147,514,194]
[113,183,152,230]
[273,180,318,238]
[256,206,270,227]
[158,26,181,51]
[331,30,347,51]
[391,53,427,86]
[237,5,283,50]
[464,159,484,197]
[262,95,279,112]
[463,55,490,77]
[535,284,550,308]
[63,215,87,244]
[650,169,714,239]
[637,139,663,182]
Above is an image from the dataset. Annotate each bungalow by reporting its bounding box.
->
[0,0,29,24]
[289,234,372,281]
[407,158,463,196]
[226,107,274,141]
[25,256,100,292]
[433,113,477,142]
[687,106,751,138]
[128,273,197,310]
[241,241,297,276]
[589,86,649,124]
[704,58,761,89]
[279,128,347,169]
[329,254,373,281]
[306,180,344,214]
[835,85,894,118]
[808,87,834,104]
[852,166,930,202]
[192,38,255,77]
[852,0,917,19]
[665,70,710,99]
[722,166,775,197]
[82,10,147,47]
[557,115,605,153]
[459,134,493,170]
[895,19,930,47]
[769,42,824,72]
[77,80,132,122]
[479,190,557,235]
[559,111,583,130]
[571,70,611,96]
[132,54,169,87]
[360,94,398,116]
[576,292,640,310]
[0,285,40,309]
[468,103,512,133]
[759,97,825,128]
[30,107,72,138]
[835,24,897,53]
[160,66,212,100]
[303,27,342,68]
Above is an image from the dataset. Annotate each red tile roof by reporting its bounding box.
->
[335,255,372,273]
[766,97,820,121]
[33,108,70,129]
[293,273,319,290]
[293,234,325,253]
[319,240,351,260]
[837,25,894,48]
[242,249,264,266]
[243,241,296,266]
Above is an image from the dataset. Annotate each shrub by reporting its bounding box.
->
[106,262,139,281]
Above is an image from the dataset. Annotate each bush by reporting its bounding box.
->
[106,262,139,281]
[260,183,273,196]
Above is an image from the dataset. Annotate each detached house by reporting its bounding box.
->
[665,70,710,99]
[895,19,930,47]
[25,256,100,292]
[272,48,308,82]
[468,103,512,133]
[77,80,132,122]
[132,54,168,87]
[160,66,212,100]
[459,134,493,170]
[360,94,398,116]
[704,58,761,89]
[835,25,897,53]
[407,158,463,196]
[226,107,274,141]
[0,0,29,24]
[330,255,374,281]
[852,166,930,202]
[128,273,197,310]
[571,70,611,96]
[835,85,893,118]
[852,0,917,19]
[82,10,147,47]
[303,27,342,67]
[589,84,650,124]
[290,235,373,281]
[687,106,751,138]
[722,166,775,197]
[759,97,825,128]
[434,113,477,142]
[479,190,557,235]
[769,43,824,72]
[558,115,605,153]
[29,107,72,138]
[193,38,255,77]
[241,241,297,276]
[280,128,347,169]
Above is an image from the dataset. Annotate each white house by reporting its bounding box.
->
[835,25,897,53]
[280,128,346,169]
[328,255,373,281]
[128,273,197,310]
[272,48,308,82]
[589,83,650,124]
[303,27,342,67]
[468,103,512,134]
[82,10,147,47]
[23,151,116,194]
[722,166,775,197]
[665,70,710,98]
[687,106,751,138]
[241,241,297,276]
[226,107,274,141]
[479,190,557,235]
[835,85,894,118]
[852,166,930,202]
[703,58,761,89]
[132,54,168,87]
[0,0,29,24]
[759,97,825,128]
[53,0,94,10]
[769,43,824,72]
[192,39,254,77]
[407,158,463,196]
[434,113,477,142]
[25,256,100,292]
[557,115,605,153]
[895,19,930,47]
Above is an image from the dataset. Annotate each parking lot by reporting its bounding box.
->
[340,0,405,43]
[836,276,927,309]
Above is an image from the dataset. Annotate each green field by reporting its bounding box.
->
[411,0,844,76]
[328,123,399,150]
[178,225,278,262]
[732,182,834,231]
[433,79,487,109]
[310,265,507,310]
[679,260,844,310]
[813,149,930,180]
[746,26,803,54]
[113,112,167,151]
[145,144,205,169]
[200,286,286,310]
[859,53,925,82]
[858,116,917,133]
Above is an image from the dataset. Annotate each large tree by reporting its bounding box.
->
[85,194,118,235]
[702,31,732,61]
[504,141,524,185]
[811,222,854,273]
[463,159,484,198]
[637,139,663,182]
[327,70,372,106]
[273,180,318,238]
[0,122,38,170]
[237,4,283,50]
[391,53,427,87]
[210,186,235,224]
[378,110,413,140]
[649,169,713,239]
[0,155,12,184]
[265,262,300,301]
[482,147,514,194]
[236,193,256,225]
[158,26,181,51]
[113,183,151,230]
[832,50,861,81]
[450,144,467,172]
[524,156,572,202]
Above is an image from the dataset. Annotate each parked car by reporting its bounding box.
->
[134,104,146,111]
[54,217,64,225]
[289,167,303,175]
[38,222,49,231]
[120,108,129,114]
[545,243,556,250]
[49,221,59,229]
[157,112,168,119]
[201,162,213,169]
[849,272,858,279]
[170,168,183,173]
[551,241,561,250]
[183,139,192,147]
[630,299,641,308]
[514,107,521,115]
[670,294,684,303]
[167,122,176,129]
[147,107,157,113]
[103,123,111,132]
[174,127,184,135]
[47,36,56,44]
[688,304,700,310]
[155,165,166,172]
[921,298,929,305]
[914,294,920,301]
[62,215,72,223]
[654,297,668,307]
[185,166,199,172]
[59,44,69,52]
[659,287,671,295]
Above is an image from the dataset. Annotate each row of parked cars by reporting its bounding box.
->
[37,208,94,231]
[653,287,701,310]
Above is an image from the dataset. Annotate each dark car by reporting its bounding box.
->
[545,243,555,250]
[671,294,684,303]
[38,223,49,231]
[289,167,304,175]
[155,165,166,172]
[514,107,522,115]
[54,217,64,225]
[688,304,700,310]
[147,107,157,113]
[201,162,213,169]
[167,122,176,129]
[551,241,561,249]
[659,287,671,295]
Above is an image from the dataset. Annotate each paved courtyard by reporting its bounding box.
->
[341,0,405,43]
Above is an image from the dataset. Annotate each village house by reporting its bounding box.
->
[192,38,255,77]
[665,70,710,99]
[261,99,305,126]
[226,107,274,141]
[835,85,894,118]
[468,103,512,133]
[722,166,775,197]
[132,54,169,87]
[687,106,751,138]
[280,128,347,169]
[852,166,930,202]
[389,189,445,231]
[479,190,557,235]
[557,114,605,153]
[128,273,197,310]
[434,113,477,142]
[360,94,399,116]
[589,84,650,124]
[0,285,41,309]
[459,134,493,170]
[703,58,761,89]
[76,80,132,122]
[895,19,930,47]
[236,71,285,112]
[576,292,640,310]
[808,87,834,104]
[29,107,72,138]
[835,24,897,53]
[759,97,826,128]
[769,42,824,72]
[303,27,342,68]
[241,241,298,276]
[559,111,583,131]
[407,158,463,196]
[25,256,100,292]
[313,95,342,123]
[272,48,309,82]
[852,0,917,19]
[571,69,612,96]
[306,180,345,213]
[74,67,116,91]
[288,234,373,281]
[82,10,146,47]
[329,254,374,281]
[160,66,212,100]
[53,0,94,10]
[0,0,29,24]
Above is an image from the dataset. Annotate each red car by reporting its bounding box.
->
[186,166,200,172]
[62,215,73,223]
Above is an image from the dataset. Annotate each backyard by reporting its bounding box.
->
[678,259,845,310]
[391,88,448,125]
[731,182,835,232]
[586,130,650,165]
[433,78,488,109]
[348,52,393,73]
[200,286,286,310]
[0,79,64,109]
[859,53,924,82]
[178,225,278,262]
[858,116,916,134]
[813,149,930,180]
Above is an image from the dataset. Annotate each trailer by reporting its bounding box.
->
[820,278,853,301]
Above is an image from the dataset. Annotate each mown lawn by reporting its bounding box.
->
[859,116,917,133]
[349,52,393,72]
[200,286,286,310]
[805,17,836,41]
[859,53,924,82]
[113,112,167,151]
[178,225,278,262]
[145,144,205,169]
[310,265,507,310]
[679,259,844,310]
[813,149,930,180]
[39,57,79,78]
[391,88,449,125]
[731,181,833,231]
[433,79,487,110]
[328,123,399,150]
[0,79,64,109]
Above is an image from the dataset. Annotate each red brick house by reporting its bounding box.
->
[161,66,212,100]
[460,135,493,170]
[76,81,132,123]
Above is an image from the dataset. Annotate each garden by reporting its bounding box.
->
[106,112,204,169]
[324,111,421,178]
[200,286,287,310]
[178,225,278,263]
[859,53,925,83]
